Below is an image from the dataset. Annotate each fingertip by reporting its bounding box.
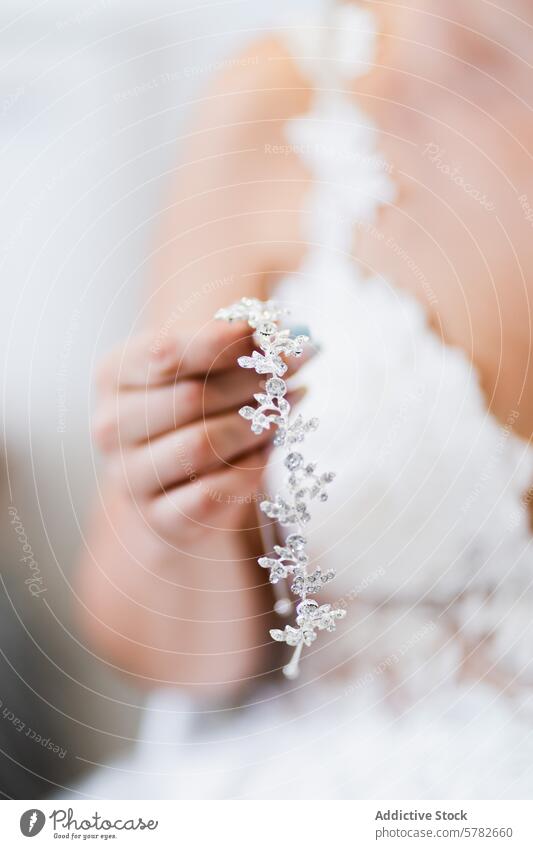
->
[214,318,253,347]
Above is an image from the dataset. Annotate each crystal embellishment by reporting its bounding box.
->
[215,297,345,677]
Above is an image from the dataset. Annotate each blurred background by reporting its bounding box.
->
[0,0,319,798]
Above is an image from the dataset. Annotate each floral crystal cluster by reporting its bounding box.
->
[215,297,346,677]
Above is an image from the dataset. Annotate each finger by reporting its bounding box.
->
[93,367,264,451]
[148,448,270,538]
[94,352,313,451]
[98,321,254,391]
[98,320,318,392]
[116,408,274,497]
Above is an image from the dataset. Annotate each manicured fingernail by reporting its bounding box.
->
[288,323,312,338]
[287,324,322,354]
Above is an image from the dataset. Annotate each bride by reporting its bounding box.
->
[74,0,533,798]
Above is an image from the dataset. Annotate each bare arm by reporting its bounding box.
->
[75,38,310,697]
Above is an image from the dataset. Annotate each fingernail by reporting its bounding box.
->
[288,323,312,338]
[287,324,322,356]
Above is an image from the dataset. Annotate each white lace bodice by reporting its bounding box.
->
[268,3,533,693]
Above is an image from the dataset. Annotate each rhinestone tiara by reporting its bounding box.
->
[215,297,346,679]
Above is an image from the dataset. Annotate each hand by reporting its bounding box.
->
[92,319,306,544]
[82,318,309,689]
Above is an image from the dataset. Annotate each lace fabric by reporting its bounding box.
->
[267,2,533,693]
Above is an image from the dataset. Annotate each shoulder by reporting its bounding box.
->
[178,36,311,180]
[150,37,313,325]
[165,35,313,268]
[204,35,311,129]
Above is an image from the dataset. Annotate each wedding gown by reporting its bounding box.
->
[73,4,533,799]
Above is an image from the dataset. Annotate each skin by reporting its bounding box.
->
[354,0,533,438]
[76,0,533,698]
